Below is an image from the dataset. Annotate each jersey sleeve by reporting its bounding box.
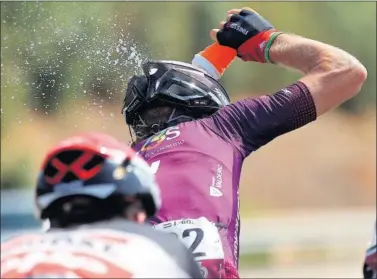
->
[200,81,317,158]
[364,238,377,279]
[365,222,377,275]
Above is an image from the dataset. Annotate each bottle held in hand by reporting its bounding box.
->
[192,43,236,80]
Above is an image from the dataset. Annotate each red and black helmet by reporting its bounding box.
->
[35,132,161,221]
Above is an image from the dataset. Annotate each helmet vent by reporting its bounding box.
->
[62,172,79,183]
[43,149,105,185]
[82,154,105,171]
[44,163,59,178]
[58,150,83,164]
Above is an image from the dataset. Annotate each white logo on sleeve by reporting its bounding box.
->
[282,88,292,95]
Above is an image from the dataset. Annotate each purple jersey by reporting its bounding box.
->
[364,222,377,279]
[134,81,316,275]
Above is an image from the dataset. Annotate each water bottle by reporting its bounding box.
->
[192,43,237,80]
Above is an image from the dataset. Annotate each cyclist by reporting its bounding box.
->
[363,221,376,279]
[1,132,203,278]
[121,7,367,278]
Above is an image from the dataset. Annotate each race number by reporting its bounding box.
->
[153,217,224,261]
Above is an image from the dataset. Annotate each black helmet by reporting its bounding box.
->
[121,60,231,140]
[35,132,161,225]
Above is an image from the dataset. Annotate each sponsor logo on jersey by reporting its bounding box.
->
[209,187,223,197]
[139,126,181,152]
[209,165,223,197]
[137,126,185,159]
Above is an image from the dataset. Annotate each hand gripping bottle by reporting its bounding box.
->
[191,43,237,80]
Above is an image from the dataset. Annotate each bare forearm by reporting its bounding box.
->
[269,34,362,74]
[269,33,367,116]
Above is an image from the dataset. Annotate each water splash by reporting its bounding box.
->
[1,2,151,127]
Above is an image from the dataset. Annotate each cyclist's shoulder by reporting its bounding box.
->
[79,219,180,246]
[85,220,196,267]
[1,230,45,253]
[2,230,41,243]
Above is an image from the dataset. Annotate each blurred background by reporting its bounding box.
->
[1,1,376,277]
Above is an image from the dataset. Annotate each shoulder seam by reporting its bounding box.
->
[197,117,245,158]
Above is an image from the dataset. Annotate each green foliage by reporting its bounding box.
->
[1,2,375,115]
[0,2,375,188]
[0,158,32,189]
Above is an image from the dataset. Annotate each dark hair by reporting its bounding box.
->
[44,194,145,228]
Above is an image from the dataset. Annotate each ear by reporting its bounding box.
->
[135,211,147,224]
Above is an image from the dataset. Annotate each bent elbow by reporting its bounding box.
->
[337,62,368,99]
[352,63,368,87]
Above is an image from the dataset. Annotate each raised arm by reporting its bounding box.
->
[211,8,367,116]
[269,34,367,116]
[202,7,367,157]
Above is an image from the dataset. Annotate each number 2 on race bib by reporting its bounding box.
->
[182,228,205,258]
[153,217,224,261]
